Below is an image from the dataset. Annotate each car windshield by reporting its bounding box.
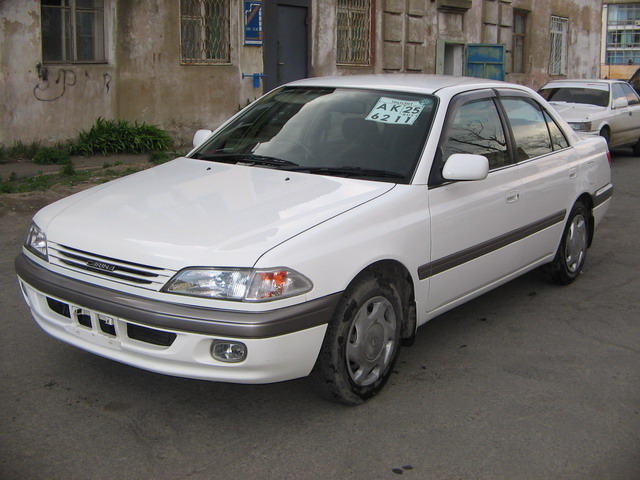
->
[538,86,609,108]
[191,86,437,183]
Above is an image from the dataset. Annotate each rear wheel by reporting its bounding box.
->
[547,202,589,285]
[632,140,640,157]
[310,272,403,405]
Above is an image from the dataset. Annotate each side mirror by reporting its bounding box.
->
[193,129,213,148]
[612,98,628,109]
[443,153,489,181]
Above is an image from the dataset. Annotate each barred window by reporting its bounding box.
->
[549,16,568,75]
[180,0,230,65]
[41,0,105,63]
[512,11,527,73]
[337,0,371,66]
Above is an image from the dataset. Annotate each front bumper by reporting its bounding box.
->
[15,254,339,383]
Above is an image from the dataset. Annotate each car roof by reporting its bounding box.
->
[284,74,515,95]
[541,79,625,89]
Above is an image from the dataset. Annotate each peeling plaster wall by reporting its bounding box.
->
[0,0,117,145]
[1,0,263,146]
[114,2,263,145]
[1,0,603,146]
[508,0,602,90]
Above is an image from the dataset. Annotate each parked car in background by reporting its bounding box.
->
[539,79,640,154]
[16,75,613,405]
[627,67,640,94]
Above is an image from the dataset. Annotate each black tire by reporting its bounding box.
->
[632,141,640,157]
[310,272,403,405]
[547,202,589,285]
[599,127,610,147]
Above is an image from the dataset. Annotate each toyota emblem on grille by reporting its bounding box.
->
[87,260,117,272]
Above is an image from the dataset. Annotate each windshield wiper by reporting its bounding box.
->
[284,166,405,179]
[192,153,299,167]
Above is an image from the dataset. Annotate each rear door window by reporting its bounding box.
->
[501,97,553,161]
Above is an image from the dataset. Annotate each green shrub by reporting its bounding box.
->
[33,147,71,165]
[69,117,173,156]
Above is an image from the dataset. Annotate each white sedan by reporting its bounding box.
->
[539,79,640,153]
[16,75,613,405]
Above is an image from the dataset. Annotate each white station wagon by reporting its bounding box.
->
[16,75,613,405]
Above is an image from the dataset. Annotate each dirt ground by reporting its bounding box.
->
[0,154,153,219]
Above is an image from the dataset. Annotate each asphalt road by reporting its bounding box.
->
[1,151,639,480]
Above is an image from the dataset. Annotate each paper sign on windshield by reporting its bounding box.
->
[365,97,425,125]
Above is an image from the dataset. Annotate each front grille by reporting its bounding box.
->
[48,243,176,291]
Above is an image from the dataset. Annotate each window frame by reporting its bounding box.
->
[41,0,106,64]
[431,89,514,187]
[180,0,231,65]
[512,10,527,74]
[549,15,568,76]
[336,0,372,67]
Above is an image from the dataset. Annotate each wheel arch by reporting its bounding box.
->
[575,192,595,247]
[351,259,417,345]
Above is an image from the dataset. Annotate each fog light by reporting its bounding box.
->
[211,340,247,363]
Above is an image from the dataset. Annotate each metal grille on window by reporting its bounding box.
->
[550,16,568,76]
[337,0,371,66]
[180,0,230,64]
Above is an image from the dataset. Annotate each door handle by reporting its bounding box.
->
[506,191,519,203]
[569,167,578,179]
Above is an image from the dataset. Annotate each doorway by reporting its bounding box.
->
[263,0,311,92]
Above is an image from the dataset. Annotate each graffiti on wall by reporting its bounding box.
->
[34,63,112,102]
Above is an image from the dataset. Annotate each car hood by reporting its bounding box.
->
[548,102,606,122]
[35,158,394,270]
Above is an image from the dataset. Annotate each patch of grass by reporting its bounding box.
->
[60,161,76,176]
[0,163,147,194]
[33,147,71,165]
[150,151,171,164]
[0,141,42,162]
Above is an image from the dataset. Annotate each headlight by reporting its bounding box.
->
[163,267,313,302]
[568,121,592,132]
[25,222,48,261]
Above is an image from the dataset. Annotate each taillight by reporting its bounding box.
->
[606,150,612,165]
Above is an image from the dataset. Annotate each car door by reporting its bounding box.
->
[425,90,523,313]
[497,92,574,267]
[609,82,640,147]
[620,82,640,145]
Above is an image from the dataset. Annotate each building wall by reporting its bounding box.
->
[1,0,118,145]
[0,0,264,146]
[1,0,603,147]
[601,1,640,80]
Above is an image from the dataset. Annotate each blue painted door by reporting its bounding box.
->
[466,44,505,80]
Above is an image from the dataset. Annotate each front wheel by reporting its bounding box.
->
[310,272,403,405]
[547,202,589,285]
